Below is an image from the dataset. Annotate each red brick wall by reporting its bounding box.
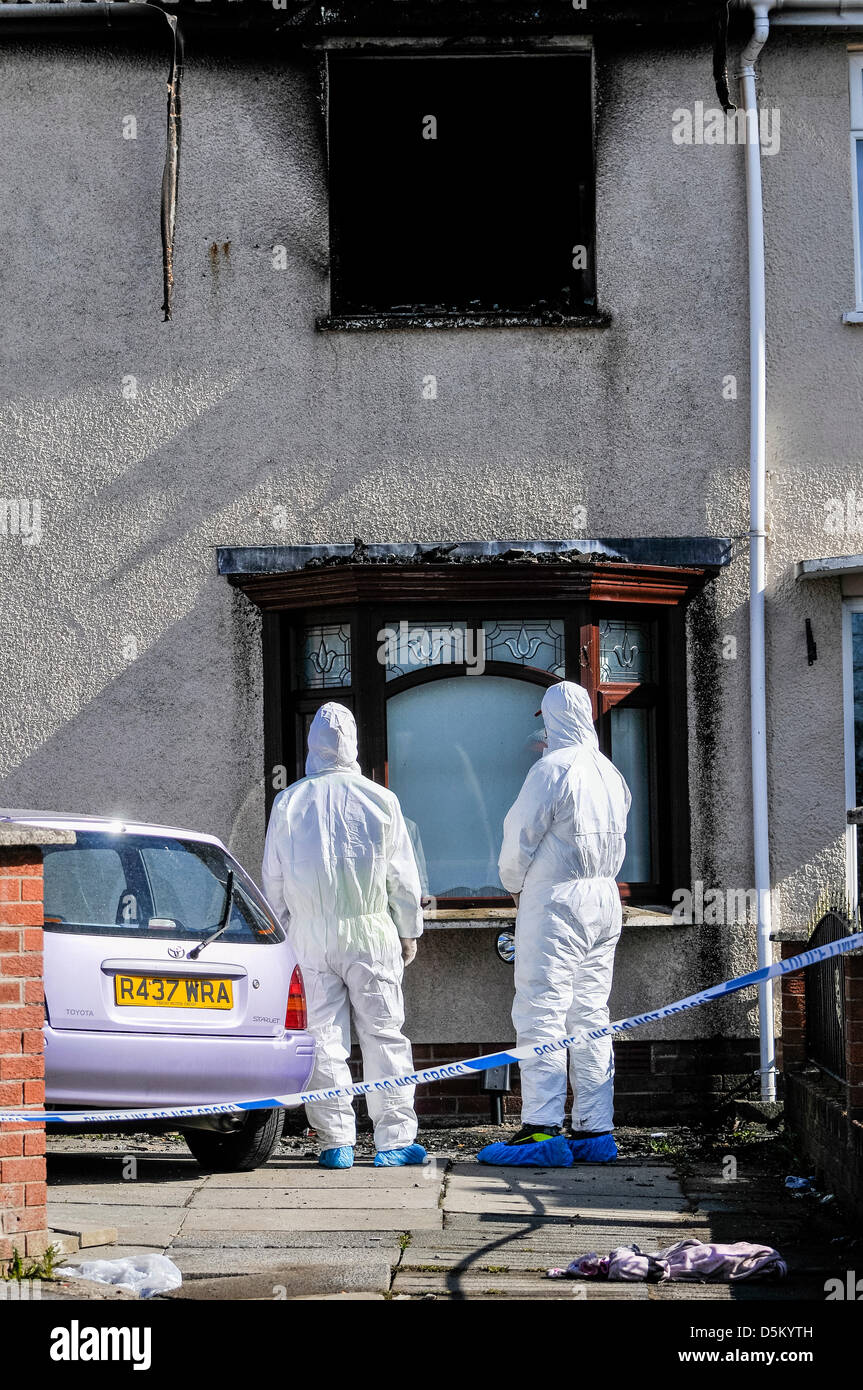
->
[0,848,48,1262]
[777,940,807,1070]
[845,951,863,1122]
[347,1037,761,1123]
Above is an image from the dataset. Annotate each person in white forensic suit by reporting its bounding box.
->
[498,680,631,1147]
[262,702,426,1169]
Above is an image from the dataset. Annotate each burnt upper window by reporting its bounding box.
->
[326,53,596,321]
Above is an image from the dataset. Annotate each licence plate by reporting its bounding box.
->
[114,974,233,1009]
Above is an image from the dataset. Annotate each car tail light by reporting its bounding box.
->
[285,964,307,1030]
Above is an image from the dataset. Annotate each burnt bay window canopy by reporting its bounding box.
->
[219,538,730,909]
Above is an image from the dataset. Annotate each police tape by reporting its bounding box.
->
[0,930,859,1126]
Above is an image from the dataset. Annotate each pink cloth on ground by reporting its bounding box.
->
[548,1239,787,1282]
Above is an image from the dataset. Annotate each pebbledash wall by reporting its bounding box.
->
[0,15,859,1114]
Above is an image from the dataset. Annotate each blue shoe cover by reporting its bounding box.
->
[373,1143,427,1167]
[477,1136,574,1167]
[569,1133,618,1163]
[319,1146,354,1169]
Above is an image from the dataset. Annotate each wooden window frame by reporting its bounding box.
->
[253,564,699,909]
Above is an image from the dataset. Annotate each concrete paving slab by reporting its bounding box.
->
[46,1233,81,1256]
[172,1247,400,1277]
[292,1292,387,1300]
[441,1209,707,1236]
[116,1226,186,1247]
[43,1277,139,1301]
[444,1189,686,1212]
[181,1208,441,1233]
[400,1247,641,1272]
[445,1194,690,1216]
[443,1163,689,1218]
[205,1162,447,1188]
[391,1271,651,1299]
[48,1203,186,1232]
[165,1260,393,1299]
[479,1176,683,1196]
[171,1230,401,1251]
[448,1162,679,1190]
[63,1244,170,1263]
[47,1220,119,1248]
[190,1187,440,1211]
[48,1184,199,1207]
[405,1224,713,1267]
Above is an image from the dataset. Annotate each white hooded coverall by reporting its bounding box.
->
[499,682,631,1133]
[262,702,423,1153]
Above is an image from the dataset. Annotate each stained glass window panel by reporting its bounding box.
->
[381,621,469,680]
[301,624,351,689]
[599,620,651,684]
[482,619,565,675]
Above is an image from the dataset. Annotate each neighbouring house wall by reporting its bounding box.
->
[0,31,855,1049]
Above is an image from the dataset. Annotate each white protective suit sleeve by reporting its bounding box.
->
[498,757,560,896]
[261,792,290,928]
[386,800,424,939]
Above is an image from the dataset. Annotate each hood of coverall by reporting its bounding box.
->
[540,681,599,755]
[305,702,361,775]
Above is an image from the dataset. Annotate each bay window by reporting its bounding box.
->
[256,585,690,908]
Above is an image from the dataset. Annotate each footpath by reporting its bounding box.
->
[42,1121,859,1300]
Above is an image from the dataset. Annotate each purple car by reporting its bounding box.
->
[6,812,315,1171]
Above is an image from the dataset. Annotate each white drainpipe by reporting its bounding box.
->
[740,2,776,1102]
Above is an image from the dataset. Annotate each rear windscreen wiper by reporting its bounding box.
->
[187,871,234,959]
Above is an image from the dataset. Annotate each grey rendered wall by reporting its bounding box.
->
[0,32,854,1044]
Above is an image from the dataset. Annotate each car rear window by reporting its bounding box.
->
[42,832,284,945]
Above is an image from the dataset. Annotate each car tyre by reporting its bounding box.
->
[182,1108,284,1172]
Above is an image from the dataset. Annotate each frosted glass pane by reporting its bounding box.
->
[611,706,651,882]
[387,676,544,898]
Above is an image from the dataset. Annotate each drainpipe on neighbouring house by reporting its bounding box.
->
[740,2,776,1102]
[738,0,863,1098]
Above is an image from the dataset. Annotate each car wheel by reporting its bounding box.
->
[182,1108,284,1172]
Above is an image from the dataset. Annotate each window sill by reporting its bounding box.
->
[421,904,680,929]
[317,309,611,332]
[842,309,863,323]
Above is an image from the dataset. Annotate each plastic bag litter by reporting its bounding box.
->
[56,1254,182,1299]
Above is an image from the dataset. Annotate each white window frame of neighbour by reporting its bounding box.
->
[841,597,863,906]
[848,55,863,314]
